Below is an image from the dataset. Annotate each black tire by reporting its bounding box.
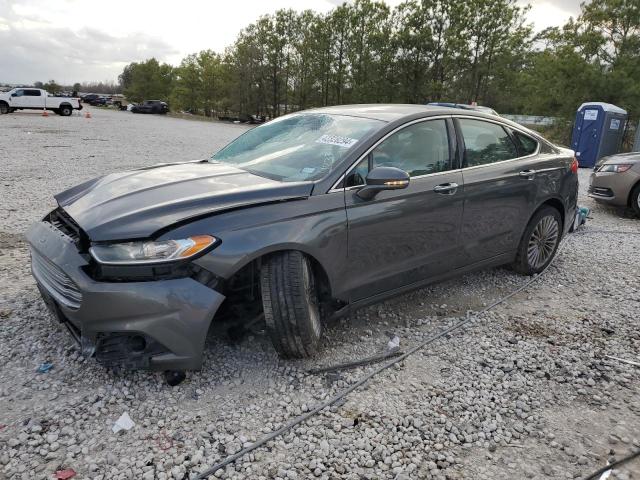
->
[59,105,72,116]
[0,102,8,114]
[512,206,562,275]
[260,251,322,358]
[631,184,640,217]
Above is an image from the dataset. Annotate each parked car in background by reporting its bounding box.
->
[248,114,266,124]
[81,93,100,103]
[0,88,82,116]
[589,152,640,216]
[26,104,577,377]
[111,94,128,110]
[90,97,104,106]
[131,100,169,114]
[428,102,499,116]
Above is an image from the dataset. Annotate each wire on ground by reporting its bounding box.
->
[307,348,404,374]
[582,450,640,480]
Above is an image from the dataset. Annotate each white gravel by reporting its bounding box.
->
[1,108,639,480]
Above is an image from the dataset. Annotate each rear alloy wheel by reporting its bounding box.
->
[513,206,562,275]
[260,251,322,358]
[0,102,8,114]
[59,105,72,116]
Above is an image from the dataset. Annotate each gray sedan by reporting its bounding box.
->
[26,104,578,379]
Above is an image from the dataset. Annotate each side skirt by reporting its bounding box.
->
[329,252,515,320]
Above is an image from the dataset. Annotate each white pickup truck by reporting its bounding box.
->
[0,88,82,116]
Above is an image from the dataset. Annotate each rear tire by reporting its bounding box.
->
[59,105,72,116]
[512,206,562,275]
[260,251,322,358]
[0,102,8,114]
[631,184,640,217]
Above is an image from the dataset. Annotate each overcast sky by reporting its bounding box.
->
[0,0,583,85]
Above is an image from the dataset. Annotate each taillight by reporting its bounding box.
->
[570,157,579,174]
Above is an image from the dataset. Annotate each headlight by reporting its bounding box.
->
[89,235,218,265]
[598,164,632,173]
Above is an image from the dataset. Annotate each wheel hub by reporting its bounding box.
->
[302,259,322,337]
[527,215,559,269]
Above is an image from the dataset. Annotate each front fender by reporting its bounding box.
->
[165,193,350,300]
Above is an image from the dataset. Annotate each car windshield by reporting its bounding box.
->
[210,113,384,181]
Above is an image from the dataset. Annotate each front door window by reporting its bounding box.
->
[345,119,451,187]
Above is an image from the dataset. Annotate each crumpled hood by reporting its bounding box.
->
[55,161,313,241]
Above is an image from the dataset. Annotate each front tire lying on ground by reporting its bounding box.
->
[0,102,8,114]
[260,251,322,358]
[512,206,562,275]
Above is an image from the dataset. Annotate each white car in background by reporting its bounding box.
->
[0,88,83,116]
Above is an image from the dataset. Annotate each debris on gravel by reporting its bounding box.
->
[1,108,639,479]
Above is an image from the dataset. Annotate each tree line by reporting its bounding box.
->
[117,0,638,123]
[27,80,122,95]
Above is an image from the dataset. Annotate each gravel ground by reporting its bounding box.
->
[1,107,639,480]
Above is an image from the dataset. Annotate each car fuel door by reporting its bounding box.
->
[342,118,464,301]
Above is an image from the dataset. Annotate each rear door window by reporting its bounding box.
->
[512,130,538,156]
[25,90,41,96]
[458,118,518,167]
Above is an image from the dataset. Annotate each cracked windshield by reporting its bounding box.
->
[211,113,383,181]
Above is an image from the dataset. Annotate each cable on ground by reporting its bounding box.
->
[582,450,640,480]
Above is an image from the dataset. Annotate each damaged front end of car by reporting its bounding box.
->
[26,208,227,374]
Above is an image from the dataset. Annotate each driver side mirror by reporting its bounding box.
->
[356,166,410,200]
[11,93,17,97]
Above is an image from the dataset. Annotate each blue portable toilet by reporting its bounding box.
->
[571,102,627,168]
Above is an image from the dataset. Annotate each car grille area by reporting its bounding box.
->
[95,333,169,369]
[47,208,82,244]
[31,249,82,309]
[588,186,614,197]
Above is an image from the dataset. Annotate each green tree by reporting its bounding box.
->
[173,53,201,113]
[121,58,174,103]
[43,79,60,94]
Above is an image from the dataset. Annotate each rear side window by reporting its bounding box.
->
[458,118,517,167]
[513,130,538,156]
[25,90,41,96]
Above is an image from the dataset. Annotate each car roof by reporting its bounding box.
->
[292,104,545,144]
[305,104,476,122]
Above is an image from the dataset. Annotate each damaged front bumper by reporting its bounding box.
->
[26,221,225,371]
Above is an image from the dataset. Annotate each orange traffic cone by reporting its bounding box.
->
[85,110,91,119]
[42,108,49,117]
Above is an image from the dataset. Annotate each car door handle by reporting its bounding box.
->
[433,182,458,195]
[519,169,536,179]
